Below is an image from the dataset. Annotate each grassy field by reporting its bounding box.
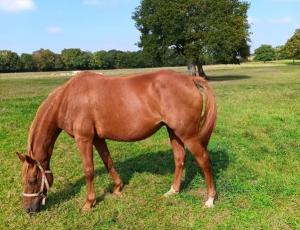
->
[0,63,299,229]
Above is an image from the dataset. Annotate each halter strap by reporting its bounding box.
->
[22,160,52,205]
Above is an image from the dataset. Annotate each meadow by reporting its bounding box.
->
[0,63,299,229]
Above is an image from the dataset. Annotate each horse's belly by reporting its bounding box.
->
[96,118,163,141]
[92,82,163,141]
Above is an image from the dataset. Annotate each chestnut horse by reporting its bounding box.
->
[17,70,217,213]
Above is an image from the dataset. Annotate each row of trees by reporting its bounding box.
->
[0,48,187,73]
[254,29,300,62]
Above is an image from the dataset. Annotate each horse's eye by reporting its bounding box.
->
[28,177,37,185]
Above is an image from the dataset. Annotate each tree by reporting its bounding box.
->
[254,45,276,62]
[54,54,65,71]
[61,48,94,70]
[32,49,59,71]
[283,29,300,63]
[94,50,148,69]
[126,51,146,68]
[0,50,21,72]
[20,53,37,72]
[115,51,130,69]
[93,50,106,69]
[238,39,251,60]
[133,0,250,77]
[275,46,289,60]
[161,49,186,67]
[101,50,118,69]
[230,39,250,64]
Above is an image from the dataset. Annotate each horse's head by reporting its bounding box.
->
[16,152,53,214]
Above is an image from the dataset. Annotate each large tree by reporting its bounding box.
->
[274,46,289,60]
[283,29,300,63]
[0,50,21,72]
[32,49,61,71]
[61,48,94,70]
[133,0,250,77]
[20,53,37,72]
[254,45,276,62]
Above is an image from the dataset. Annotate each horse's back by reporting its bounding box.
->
[56,70,202,141]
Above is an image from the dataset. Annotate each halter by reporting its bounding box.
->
[22,160,52,206]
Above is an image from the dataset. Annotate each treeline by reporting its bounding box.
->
[254,29,300,62]
[254,44,298,62]
[0,48,187,73]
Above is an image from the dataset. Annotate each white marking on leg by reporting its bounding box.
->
[163,186,178,197]
[205,196,214,208]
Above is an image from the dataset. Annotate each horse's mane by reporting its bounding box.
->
[26,83,67,156]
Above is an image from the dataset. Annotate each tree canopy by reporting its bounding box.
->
[0,48,187,73]
[32,49,63,71]
[20,53,37,72]
[61,49,94,70]
[283,29,300,62]
[254,45,276,62]
[133,0,250,76]
[0,50,21,72]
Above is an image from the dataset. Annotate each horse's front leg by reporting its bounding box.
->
[75,136,96,211]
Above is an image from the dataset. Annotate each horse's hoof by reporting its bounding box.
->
[112,183,123,196]
[163,186,178,197]
[112,190,122,196]
[204,197,214,208]
[82,200,96,211]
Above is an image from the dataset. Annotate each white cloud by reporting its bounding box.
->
[46,26,62,34]
[269,17,293,24]
[0,0,36,12]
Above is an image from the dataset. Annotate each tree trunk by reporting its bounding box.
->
[196,62,207,79]
[187,63,197,76]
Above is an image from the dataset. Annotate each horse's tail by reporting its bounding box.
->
[193,77,217,147]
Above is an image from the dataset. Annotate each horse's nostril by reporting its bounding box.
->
[33,205,40,213]
[25,207,31,213]
[24,206,39,214]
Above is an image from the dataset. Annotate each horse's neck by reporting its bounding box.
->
[27,101,60,167]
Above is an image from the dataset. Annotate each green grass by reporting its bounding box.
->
[0,63,299,229]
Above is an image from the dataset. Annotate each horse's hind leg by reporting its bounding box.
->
[164,128,186,197]
[184,137,216,208]
[75,136,96,211]
[94,138,123,195]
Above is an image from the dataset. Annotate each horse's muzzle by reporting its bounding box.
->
[24,203,41,214]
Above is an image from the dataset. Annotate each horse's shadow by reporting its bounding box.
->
[46,147,229,209]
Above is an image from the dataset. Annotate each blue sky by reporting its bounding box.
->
[0,0,299,54]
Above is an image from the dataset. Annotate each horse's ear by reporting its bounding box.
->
[25,155,35,165]
[16,152,25,162]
